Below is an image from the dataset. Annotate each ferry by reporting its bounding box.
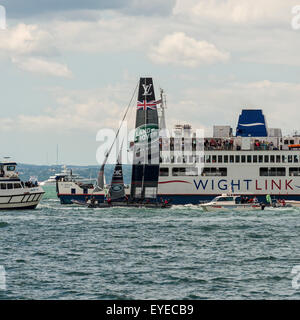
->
[56,77,300,205]
[0,160,45,209]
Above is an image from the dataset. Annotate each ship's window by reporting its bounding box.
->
[264,155,269,163]
[241,155,246,163]
[294,155,299,163]
[259,155,263,163]
[172,167,198,176]
[170,138,174,151]
[289,168,300,176]
[290,140,295,145]
[253,155,257,163]
[160,168,169,176]
[7,166,15,171]
[0,183,6,189]
[260,167,286,176]
[202,167,227,176]
[171,156,175,163]
[14,183,22,189]
[288,155,293,163]
[7,183,13,189]
[230,155,234,163]
[284,140,289,144]
[235,155,240,163]
[276,155,281,163]
[71,188,76,194]
[218,155,222,163]
[205,155,211,163]
[212,155,217,163]
[270,155,275,163]
[282,155,286,163]
[247,155,252,163]
[224,155,228,163]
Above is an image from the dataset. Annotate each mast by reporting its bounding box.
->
[131,77,160,200]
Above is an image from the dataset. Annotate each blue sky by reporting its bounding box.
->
[0,0,300,165]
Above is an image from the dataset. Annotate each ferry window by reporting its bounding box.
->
[259,155,263,163]
[294,155,299,163]
[201,168,227,176]
[290,140,295,145]
[218,155,222,163]
[284,140,289,144]
[253,155,258,163]
[172,167,197,176]
[282,155,286,163]
[260,167,286,176]
[224,155,228,163]
[212,155,217,163]
[235,155,240,163]
[260,168,268,176]
[241,155,246,163]
[205,155,211,163]
[7,166,15,171]
[217,197,234,202]
[14,183,21,189]
[171,156,175,163]
[183,156,187,163]
[270,155,275,163]
[289,168,300,176]
[170,138,174,151]
[159,168,169,176]
[288,155,293,163]
[0,183,6,189]
[247,155,252,163]
[7,183,13,189]
[276,155,281,163]
[230,155,234,163]
[71,188,76,194]
[264,155,269,163]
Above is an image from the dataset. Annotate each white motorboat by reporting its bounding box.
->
[200,194,264,211]
[40,165,95,186]
[0,160,45,210]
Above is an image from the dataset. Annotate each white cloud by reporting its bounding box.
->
[0,23,71,77]
[11,57,72,78]
[149,32,230,67]
[173,0,294,25]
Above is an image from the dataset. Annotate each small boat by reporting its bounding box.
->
[0,160,45,210]
[200,194,265,211]
[283,200,300,207]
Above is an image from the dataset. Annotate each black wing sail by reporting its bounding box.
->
[109,160,125,200]
[130,77,160,199]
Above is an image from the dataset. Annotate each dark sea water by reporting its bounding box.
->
[1,186,300,300]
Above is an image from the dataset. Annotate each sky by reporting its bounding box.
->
[0,0,300,165]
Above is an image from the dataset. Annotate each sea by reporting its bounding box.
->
[1,185,300,300]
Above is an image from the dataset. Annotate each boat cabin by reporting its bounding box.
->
[0,162,19,179]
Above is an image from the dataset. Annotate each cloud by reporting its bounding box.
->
[149,32,230,67]
[0,81,137,133]
[166,80,300,136]
[173,0,294,25]
[11,57,72,78]
[0,23,72,77]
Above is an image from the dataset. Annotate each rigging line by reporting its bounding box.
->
[103,80,139,163]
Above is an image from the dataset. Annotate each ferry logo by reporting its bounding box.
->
[193,179,294,192]
[142,84,152,96]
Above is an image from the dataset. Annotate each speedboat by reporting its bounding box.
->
[0,160,45,210]
[200,194,264,211]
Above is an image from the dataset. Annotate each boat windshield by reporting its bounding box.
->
[214,196,234,202]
